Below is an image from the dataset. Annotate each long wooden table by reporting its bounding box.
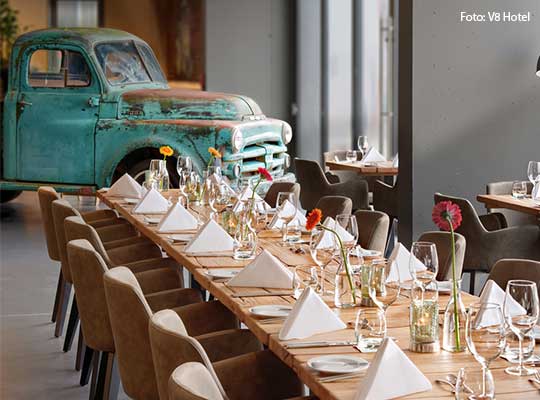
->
[477,194,540,218]
[98,190,539,399]
[326,161,398,177]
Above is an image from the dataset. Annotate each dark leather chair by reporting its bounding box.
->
[264,182,301,209]
[486,258,540,298]
[373,179,399,221]
[315,196,353,219]
[486,181,537,226]
[354,210,390,253]
[417,231,466,282]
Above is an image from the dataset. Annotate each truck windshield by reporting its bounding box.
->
[95,41,165,85]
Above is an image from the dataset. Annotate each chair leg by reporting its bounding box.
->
[469,271,476,295]
[54,281,72,337]
[93,352,119,400]
[63,298,79,352]
[89,349,100,400]
[80,346,95,386]
[75,329,84,371]
[51,270,63,323]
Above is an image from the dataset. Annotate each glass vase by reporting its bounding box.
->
[334,252,356,308]
[442,279,467,353]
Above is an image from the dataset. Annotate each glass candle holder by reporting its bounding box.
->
[409,280,440,352]
[360,259,385,307]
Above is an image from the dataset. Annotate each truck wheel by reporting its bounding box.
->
[124,158,179,187]
[0,190,22,203]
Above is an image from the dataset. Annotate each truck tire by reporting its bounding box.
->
[123,158,179,188]
[0,190,22,203]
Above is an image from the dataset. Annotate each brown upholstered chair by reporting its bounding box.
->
[294,158,369,211]
[434,193,540,293]
[486,181,537,226]
[150,310,303,400]
[354,210,390,253]
[314,196,353,219]
[373,179,399,221]
[103,267,240,400]
[417,231,466,282]
[149,309,263,400]
[323,150,359,184]
[264,182,301,209]
[486,259,540,298]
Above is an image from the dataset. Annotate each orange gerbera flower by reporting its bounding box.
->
[306,208,323,231]
[159,145,173,158]
[208,147,222,158]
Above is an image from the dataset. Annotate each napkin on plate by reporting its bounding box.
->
[314,217,355,248]
[132,188,170,214]
[184,219,234,255]
[354,338,431,400]
[157,202,199,233]
[233,186,270,213]
[479,280,526,317]
[386,243,426,282]
[361,147,387,163]
[106,173,143,198]
[268,200,307,230]
[227,249,293,288]
[279,287,346,340]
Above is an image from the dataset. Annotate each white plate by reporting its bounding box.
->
[436,281,453,293]
[205,270,239,280]
[144,216,162,225]
[533,326,540,341]
[123,198,139,204]
[249,305,293,318]
[356,247,382,258]
[307,355,369,374]
[168,234,194,243]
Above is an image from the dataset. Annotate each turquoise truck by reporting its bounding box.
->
[0,28,293,202]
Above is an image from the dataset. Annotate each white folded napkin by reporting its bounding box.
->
[268,200,306,229]
[184,219,234,255]
[361,147,387,163]
[106,173,143,198]
[314,217,354,249]
[478,280,526,320]
[354,338,431,400]
[386,243,427,282]
[132,188,170,214]
[227,249,293,288]
[279,287,346,340]
[392,154,399,168]
[233,186,269,213]
[157,202,199,233]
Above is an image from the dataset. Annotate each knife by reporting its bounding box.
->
[284,341,356,349]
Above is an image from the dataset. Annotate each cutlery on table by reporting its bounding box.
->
[285,341,356,349]
[232,292,293,298]
[318,372,364,383]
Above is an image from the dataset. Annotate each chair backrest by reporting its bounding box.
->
[487,259,540,298]
[294,158,329,210]
[149,309,226,400]
[433,193,486,237]
[169,363,225,400]
[486,181,537,226]
[315,196,352,219]
[103,266,158,400]
[67,239,114,353]
[417,231,466,281]
[354,210,390,253]
[64,215,113,266]
[373,179,399,219]
[263,182,301,209]
[384,218,398,259]
[37,186,61,261]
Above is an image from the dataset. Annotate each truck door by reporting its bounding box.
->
[16,45,99,184]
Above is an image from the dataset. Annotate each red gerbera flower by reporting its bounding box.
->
[306,208,323,231]
[432,201,462,231]
[258,167,273,182]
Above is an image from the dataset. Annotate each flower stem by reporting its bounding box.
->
[447,216,461,351]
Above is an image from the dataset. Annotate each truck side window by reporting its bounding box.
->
[28,49,91,88]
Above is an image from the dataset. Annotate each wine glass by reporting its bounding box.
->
[465,303,505,397]
[176,155,192,176]
[455,367,495,400]
[527,161,540,185]
[409,242,438,289]
[367,259,401,316]
[357,136,369,157]
[309,227,336,295]
[345,150,357,163]
[335,214,359,254]
[276,192,297,243]
[503,280,539,376]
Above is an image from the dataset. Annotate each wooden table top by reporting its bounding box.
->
[325,161,398,177]
[477,194,540,217]
[97,190,539,399]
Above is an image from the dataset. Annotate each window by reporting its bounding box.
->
[28,49,91,88]
[95,41,152,85]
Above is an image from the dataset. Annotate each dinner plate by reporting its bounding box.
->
[356,247,382,258]
[307,355,369,374]
[168,234,193,243]
[123,198,139,204]
[249,305,293,318]
[144,216,162,225]
[400,281,452,293]
[205,270,239,280]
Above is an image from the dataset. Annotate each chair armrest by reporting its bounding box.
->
[173,300,238,337]
[95,224,137,243]
[213,350,303,400]
[107,242,163,265]
[484,225,540,263]
[82,209,118,222]
[145,288,202,312]
[479,213,508,231]
[125,257,180,274]
[103,235,150,250]
[135,267,183,294]
[325,172,340,184]
[196,329,262,363]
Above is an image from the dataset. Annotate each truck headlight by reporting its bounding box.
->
[283,153,291,170]
[231,128,244,153]
[281,122,293,145]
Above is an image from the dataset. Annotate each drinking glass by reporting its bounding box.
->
[503,330,535,364]
[309,228,336,295]
[354,308,386,353]
[357,136,369,157]
[276,192,298,243]
[214,183,232,213]
[176,155,193,176]
[334,214,359,254]
[293,265,319,298]
[345,150,357,163]
[409,242,438,289]
[511,181,527,199]
[455,367,495,400]
[527,161,540,185]
[465,303,505,398]
[367,259,401,315]
[503,280,539,376]
[207,165,222,178]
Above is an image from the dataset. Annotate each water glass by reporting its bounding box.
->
[367,259,400,313]
[409,242,438,288]
[335,214,359,253]
[455,367,495,400]
[345,150,357,163]
[503,331,535,363]
[285,219,301,242]
[354,308,386,353]
[309,228,336,295]
[293,265,319,298]
[512,181,527,199]
[233,224,257,260]
[276,192,298,243]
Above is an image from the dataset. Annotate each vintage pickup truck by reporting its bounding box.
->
[0,28,293,202]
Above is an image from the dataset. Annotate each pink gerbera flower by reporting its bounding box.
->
[432,201,462,231]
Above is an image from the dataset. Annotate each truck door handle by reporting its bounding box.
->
[18,100,32,107]
[88,97,100,107]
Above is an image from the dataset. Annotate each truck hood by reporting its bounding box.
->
[119,88,262,121]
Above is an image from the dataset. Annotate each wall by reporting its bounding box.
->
[411,0,540,237]
[10,0,48,32]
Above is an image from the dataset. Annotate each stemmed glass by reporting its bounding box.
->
[367,260,401,319]
[527,161,540,185]
[409,242,438,290]
[503,280,539,376]
[465,303,506,398]
[334,214,359,254]
[176,156,193,177]
[276,192,298,243]
[176,156,192,204]
[357,136,369,158]
[309,227,336,295]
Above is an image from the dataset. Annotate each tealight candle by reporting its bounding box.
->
[409,281,440,353]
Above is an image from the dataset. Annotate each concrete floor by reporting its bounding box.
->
[0,192,129,400]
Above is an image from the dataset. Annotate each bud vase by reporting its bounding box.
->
[442,279,467,352]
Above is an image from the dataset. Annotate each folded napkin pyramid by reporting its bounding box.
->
[279,287,346,340]
[106,173,143,198]
[315,217,355,249]
[386,243,426,282]
[478,280,526,321]
[184,219,234,255]
[157,202,199,233]
[227,249,293,288]
[361,147,387,163]
[268,200,307,229]
[354,338,431,400]
[233,186,269,213]
[132,188,170,214]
